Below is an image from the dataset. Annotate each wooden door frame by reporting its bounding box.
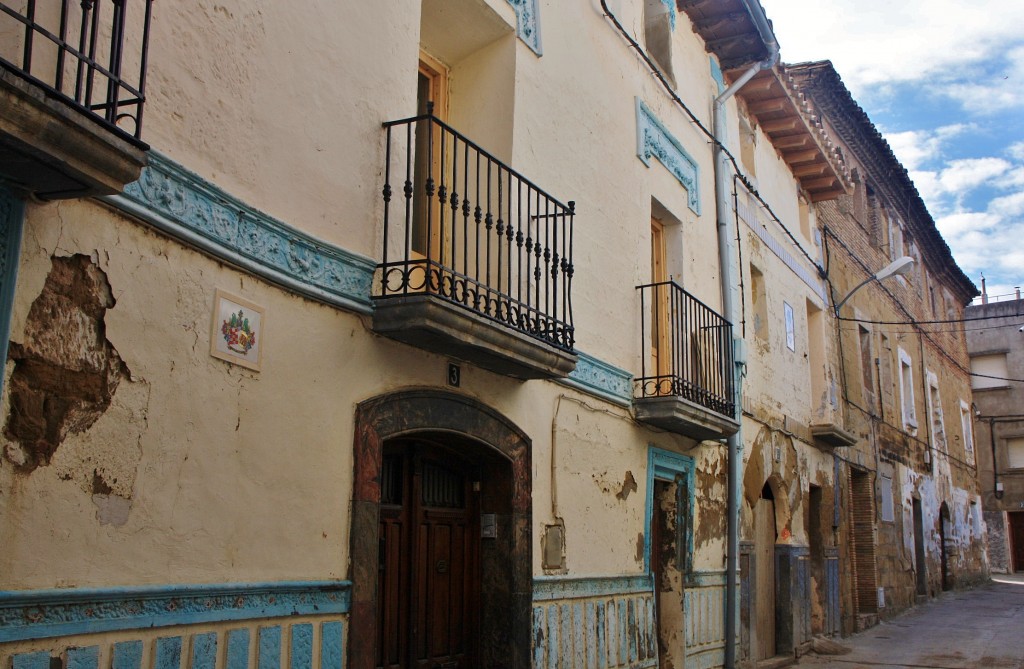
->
[350,389,532,669]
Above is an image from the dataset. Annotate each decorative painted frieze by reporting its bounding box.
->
[635,98,701,215]
[102,153,376,316]
[562,352,633,406]
[505,0,542,55]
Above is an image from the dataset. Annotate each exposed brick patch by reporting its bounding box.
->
[3,255,129,471]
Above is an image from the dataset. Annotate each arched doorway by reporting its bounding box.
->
[939,502,952,591]
[755,482,777,661]
[351,390,532,669]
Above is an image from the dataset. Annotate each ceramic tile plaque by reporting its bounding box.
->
[210,289,264,371]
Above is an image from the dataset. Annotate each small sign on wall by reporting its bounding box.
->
[784,301,795,351]
[211,289,264,371]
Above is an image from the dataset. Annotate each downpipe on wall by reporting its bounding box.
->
[714,12,778,667]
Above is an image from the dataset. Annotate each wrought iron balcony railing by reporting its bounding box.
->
[0,0,152,143]
[637,280,735,417]
[378,112,575,352]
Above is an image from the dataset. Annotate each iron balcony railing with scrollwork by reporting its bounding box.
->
[377,112,575,352]
[0,0,152,143]
[637,280,735,417]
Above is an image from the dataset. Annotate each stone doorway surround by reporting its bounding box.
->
[349,389,533,669]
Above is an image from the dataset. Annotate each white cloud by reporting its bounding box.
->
[1009,142,1024,161]
[996,167,1024,189]
[938,158,1011,194]
[936,212,999,236]
[990,191,1024,217]
[762,0,1024,94]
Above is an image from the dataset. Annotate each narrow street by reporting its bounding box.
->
[796,576,1024,669]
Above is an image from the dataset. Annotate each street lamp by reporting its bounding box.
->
[834,256,916,315]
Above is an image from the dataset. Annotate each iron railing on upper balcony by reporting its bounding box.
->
[637,280,735,417]
[0,0,152,143]
[378,111,576,352]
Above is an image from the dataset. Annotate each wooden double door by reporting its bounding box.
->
[377,440,480,669]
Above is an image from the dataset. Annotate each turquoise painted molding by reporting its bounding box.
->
[635,98,701,215]
[660,0,677,30]
[101,152,376,315]
[0,187,25,400]
[505,0,542,55]
[643,447,696,574]
[533,574,653,601]
[560,351,633,406]
[709,57,725,95]
[0,581,351,643]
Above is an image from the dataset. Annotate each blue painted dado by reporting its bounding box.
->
[102,153,376,316]
[532,575,657,669]
[635,98,702,215]
[0,581,350,643]
[1,583,350,669]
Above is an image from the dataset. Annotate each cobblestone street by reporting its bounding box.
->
[796,576,1024,669]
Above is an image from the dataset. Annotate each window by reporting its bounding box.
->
[898,347,917,430]
[739,115,757,178]
[798,196,812,243]
[960,400,975,466]
[806,300,827,415]
[879,334,893,409]
[889,215,904,262]
[1007,437,1024,469]
[784,301,795,351]
[859,326,874,407]
[750,264,768,344]
[643,0,675,84]
[943,289,958,321]
[926,371,947,452]
[971,353,1009,390]
[879,473,895,523]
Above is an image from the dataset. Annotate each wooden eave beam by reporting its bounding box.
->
[792,163,827,177]
[782,148,819,164]
[761,117,799,133]
[802,176,837,190]
[747,97,790,115]
[771,134,810,149]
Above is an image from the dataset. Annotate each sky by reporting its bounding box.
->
[757,0,1024,301]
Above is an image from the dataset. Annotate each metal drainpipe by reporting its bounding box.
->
[716,56,778,669]
[715,11,778,665]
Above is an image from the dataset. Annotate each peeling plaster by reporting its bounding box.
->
[2,254,148,513]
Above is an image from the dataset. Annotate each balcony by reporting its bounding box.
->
[372,112,577,380]
[0,0,151,199]
[634,281,738,440]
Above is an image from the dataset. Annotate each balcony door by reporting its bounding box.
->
[412,53,449,271]
[650,218,671,390]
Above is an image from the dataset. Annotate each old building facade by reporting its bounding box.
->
[965,293,1024,573]
[0,2,987,669]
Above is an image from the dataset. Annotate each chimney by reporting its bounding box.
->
[981,275,988,304]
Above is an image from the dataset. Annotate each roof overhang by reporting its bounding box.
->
[733,66,852,201]
[677,0,773,71]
